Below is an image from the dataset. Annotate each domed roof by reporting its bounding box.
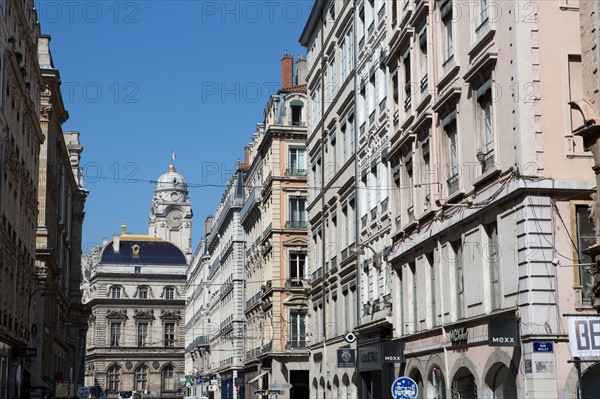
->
[156,165,187,192]
[100,238,187,265]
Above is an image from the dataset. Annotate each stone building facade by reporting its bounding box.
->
[81,166,191,397]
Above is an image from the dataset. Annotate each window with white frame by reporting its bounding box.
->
[428,253,437,326]
[340,37,347,82]
[486,222,501,310]
[476,79,495,173]
[111,286,121,299]
[289,310,307,348]
[109,322,121,347]
[402,148,414,222]
[165,287,175,299]
[475,0,490,37]
[418,132,432,213]
[164,322,175,347]
[410,261,417,333]
[163,366,175,391]
[418,25,428,99]
[288,146,306,175]
[401,48,412,115]
[289,252,306,279]
[439,0,455,71]
[288,196,307,227]
[442,111,459,195]
[576,205,595,302]
[453,241,464,319]
[107,366,121,391]
[348,113,355,155]
[137,323,148,346]
[138,287,148,299]
[329,58,336,102]
[135,366,148,391]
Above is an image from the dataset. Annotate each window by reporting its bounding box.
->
[111,286,121,299]
[429,253,436,326]
[476,79,495,172]
[110,322,121,347]
[289,310,306,348]
[135,366,148,391]
[402,149,414,222]
[410,261,417,332]
[418,26,428,98]
[402,49,412,114]
[440,0,455,70]
[138,287,148,299]
[289,252,306,279]
[137,323,148,347]
[289,197,307,226]
[288,146,306,174]
[476,0,490,37]
[576,205,595,302]
[567,55,585,153]
[442,113,459,195]
[163,366,175,391]
[418,132,432,212]
[165,287,175,299]
[291,103,303,126]
[164,322,175,346]
[107,366,121,392]
[486,223,501,310]
[453,241,464,319]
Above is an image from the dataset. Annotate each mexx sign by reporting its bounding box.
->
[488,316,520,347]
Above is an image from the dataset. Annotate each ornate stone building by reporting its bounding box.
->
[81,166,191,397]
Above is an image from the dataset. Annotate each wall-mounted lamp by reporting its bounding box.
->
[352,243,387,270]
[476,149,486,164]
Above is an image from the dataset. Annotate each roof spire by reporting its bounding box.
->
[121,221,127,234]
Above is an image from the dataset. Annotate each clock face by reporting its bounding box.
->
[166,209,183,228]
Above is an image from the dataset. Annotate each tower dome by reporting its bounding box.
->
[156,164,187,192]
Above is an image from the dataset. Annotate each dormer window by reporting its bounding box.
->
[139,287,148,299]
[165,287,175,300]
[290,100,304,126]
[111,287,121,299]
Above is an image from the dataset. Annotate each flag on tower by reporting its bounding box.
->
[172,151,176,161]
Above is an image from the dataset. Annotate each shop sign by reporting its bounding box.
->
[488,316,520,347]
[382,341,405,363]
[449,327,468,344]
[358,346,381,371]
[391,377,418,399]
[568,316,600,357]
[14,348,36,357]
[337,348,356,368]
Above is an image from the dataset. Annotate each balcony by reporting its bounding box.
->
[261,280,273,297]
[285,168,307,177]
[285,277,305,289]
[286,340,307,350]
[245,291,262,311]
[261,222,273,243]
[263,342,273,353]
[341,247,350,261]
[285,220,308,229]
[262,171,273,188]
[240,186,262,222]
[420,75,428,99]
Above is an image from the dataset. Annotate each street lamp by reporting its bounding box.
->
[352,243,390,270]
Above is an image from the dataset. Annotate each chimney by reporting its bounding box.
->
[281,52,294,90]
[295,55,307,86]
[205,216,214,235]
[112,234,120,253]
[244,146,250,166]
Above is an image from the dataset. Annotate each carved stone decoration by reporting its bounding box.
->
[105,309,128,320]
[133,309,155,320]
[160,309,181,320]
[126,361,133,370]
[152,361,160,370]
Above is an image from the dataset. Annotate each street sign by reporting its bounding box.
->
[391,377,418,399]
[269,384,293,389]
[14,348,37,357]
[344,331,357,343]
[254,390,282,396]
[533,341,554,353]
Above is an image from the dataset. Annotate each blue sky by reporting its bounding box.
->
[38,0,310,251]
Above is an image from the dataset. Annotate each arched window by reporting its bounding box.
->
[135,366,148,391]
[163,366,175,391]
[107,365,121,392]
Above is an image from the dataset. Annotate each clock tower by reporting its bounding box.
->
[148,164,193,261]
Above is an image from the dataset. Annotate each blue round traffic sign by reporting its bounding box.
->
[391,377,418,399]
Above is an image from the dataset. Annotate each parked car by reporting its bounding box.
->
[118,392,142,399]
[77,386,107,399]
